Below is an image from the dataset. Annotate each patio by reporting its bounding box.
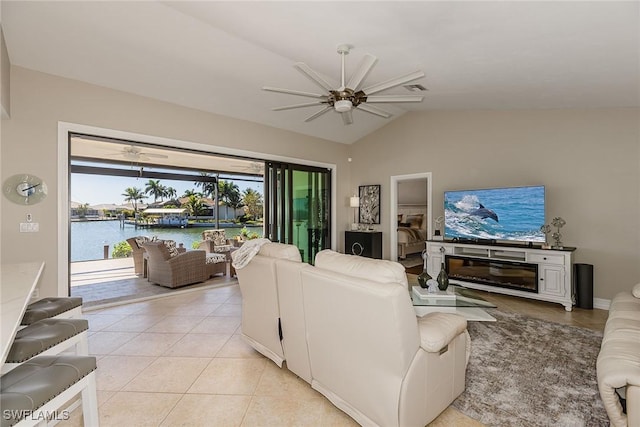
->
[71,258,237,309]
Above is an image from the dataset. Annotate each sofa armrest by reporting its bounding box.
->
[417,313,467,353]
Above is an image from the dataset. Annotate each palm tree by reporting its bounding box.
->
[121,187,147,214]
[144,180,165,203]
[165,186,177,201]
[182,189,201,198]
[242,188,263,220]
[226,191,243,220]
[219,180,241,219]
[77,203,90,218]
[195,173,217,199]
[184,194,205,220]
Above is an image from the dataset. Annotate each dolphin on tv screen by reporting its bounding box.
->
[470,203,499,222]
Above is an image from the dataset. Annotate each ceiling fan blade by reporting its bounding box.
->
[356,103,392,119]
[365,95,424,103]
[341,110,353,126]
[272,101,327,111]
[304,106,333,122]
[263,87,326,99]
[347,54,378,92]
[362,70,425,95]
[294,63,335,92]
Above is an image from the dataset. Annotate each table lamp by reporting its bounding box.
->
[349,196,360,230]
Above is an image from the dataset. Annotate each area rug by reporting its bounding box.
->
[453,309,608,427]
[398,253,423,269]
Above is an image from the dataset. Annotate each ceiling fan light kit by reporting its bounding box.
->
[334,100,352,113]
[264,44,425,125]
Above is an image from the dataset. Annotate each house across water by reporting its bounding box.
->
[142,208,189,227]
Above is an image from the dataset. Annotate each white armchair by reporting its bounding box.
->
[301,250,469,427]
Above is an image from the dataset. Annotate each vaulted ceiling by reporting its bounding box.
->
[2,1,638,144]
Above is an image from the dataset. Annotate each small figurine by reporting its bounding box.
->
[426,279,439,293]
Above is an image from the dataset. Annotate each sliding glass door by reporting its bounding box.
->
[264,162,331,264]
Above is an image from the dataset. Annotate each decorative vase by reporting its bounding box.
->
[551,217,566,249]
[417,250,432,288]
[437,262,449,291]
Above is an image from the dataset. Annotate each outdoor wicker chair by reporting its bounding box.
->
[142,241,208,288]
[126,237,147,275]
[197,229,234,253]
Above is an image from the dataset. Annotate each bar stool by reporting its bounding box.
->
[0,355,99,427]
[2,318,89,374]
[21,297,83,326]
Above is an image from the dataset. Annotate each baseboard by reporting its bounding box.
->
[593,298,610,310]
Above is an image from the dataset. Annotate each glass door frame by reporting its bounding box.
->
[264,161,332,264]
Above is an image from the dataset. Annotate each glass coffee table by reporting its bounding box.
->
[410,284,497,322]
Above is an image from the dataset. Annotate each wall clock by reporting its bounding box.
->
[2,174,48,205]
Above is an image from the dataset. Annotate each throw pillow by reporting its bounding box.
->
[633,283,640,298]
[162,240,179,258]
[203,230,227,246]
[135,236,150,247]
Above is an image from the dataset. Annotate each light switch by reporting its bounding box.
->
[20,222,39,232]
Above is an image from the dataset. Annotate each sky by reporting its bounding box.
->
[71,173,263,206]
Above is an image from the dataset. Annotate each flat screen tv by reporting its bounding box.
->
[444,185,545,243]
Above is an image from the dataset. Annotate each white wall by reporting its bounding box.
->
[3,64,638,302]
[0,28,9,118]
[350,109,640,300]
[1,66,351,297]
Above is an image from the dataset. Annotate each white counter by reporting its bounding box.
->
[1,262,45,365]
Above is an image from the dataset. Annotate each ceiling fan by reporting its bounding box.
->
[263,44,425,125]
[105,145,169,162]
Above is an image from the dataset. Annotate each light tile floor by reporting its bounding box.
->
[58,283,607,427]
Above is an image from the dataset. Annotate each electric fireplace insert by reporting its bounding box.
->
[445,255,538,293]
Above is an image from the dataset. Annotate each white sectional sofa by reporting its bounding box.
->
[597,285,640,427]
[234,243,470,427]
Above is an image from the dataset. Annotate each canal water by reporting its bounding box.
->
[71,220,263,262]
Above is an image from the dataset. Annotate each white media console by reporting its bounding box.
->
[426,241,576,311]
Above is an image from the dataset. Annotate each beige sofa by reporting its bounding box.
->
[597,286,640,427]
[234,244,470,426]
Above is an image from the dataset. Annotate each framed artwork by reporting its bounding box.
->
[358,184,380,224]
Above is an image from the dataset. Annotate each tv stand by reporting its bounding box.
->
[426,241,576,311]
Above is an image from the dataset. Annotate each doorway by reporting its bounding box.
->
[68,134,266,306]
[389,172,432,266]
[57,122,338,300]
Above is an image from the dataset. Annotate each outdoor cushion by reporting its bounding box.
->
[206,253,227,263]
[202,229,227,246]
[162,239,179,257]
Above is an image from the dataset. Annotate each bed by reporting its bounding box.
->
[397,212,427,259]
